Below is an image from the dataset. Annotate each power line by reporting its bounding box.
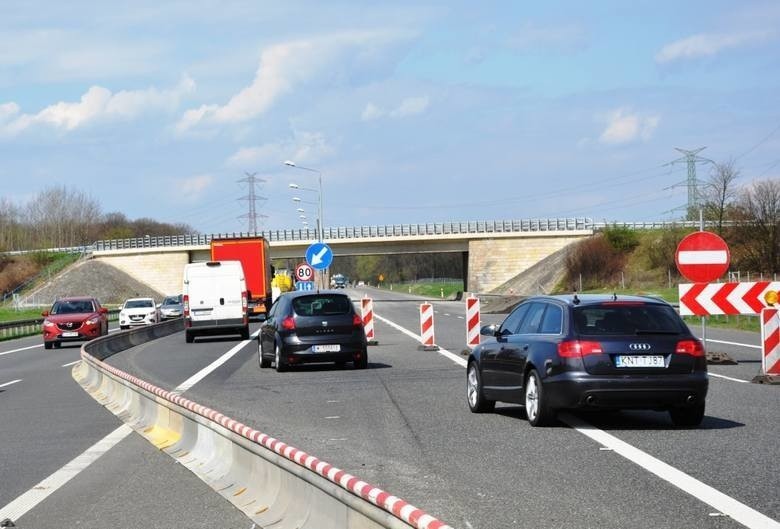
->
[735,121,780,161]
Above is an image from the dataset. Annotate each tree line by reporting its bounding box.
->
[0,186,195,251]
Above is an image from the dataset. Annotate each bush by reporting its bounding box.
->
[603,225,640,252]
[564,235,626,290]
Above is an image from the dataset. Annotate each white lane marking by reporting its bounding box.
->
[373,313,466,367]
[0,328,260,523]
[376,310,778,528]
[324,416,340,419]
[0,424,133,523]
[0,379,22,388]
[560,413,780,529]
[62,360,80,368]
[171,329,261,395]
[457,316,464,320]
[709,373,749,384]
[706,339,760,350]
[0,344,41,357]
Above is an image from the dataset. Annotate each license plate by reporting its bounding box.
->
[312,344,341,353]
[615,355,665,368]
[61,331,78,337]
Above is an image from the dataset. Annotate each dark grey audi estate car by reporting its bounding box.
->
[467,294,708,427]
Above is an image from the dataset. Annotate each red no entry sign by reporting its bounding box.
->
[675,231,730,283]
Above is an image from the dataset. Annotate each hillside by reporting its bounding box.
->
[20,259,164,307]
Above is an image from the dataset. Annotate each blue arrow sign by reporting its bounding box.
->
[305,242,333,270]
[295,280,315,291]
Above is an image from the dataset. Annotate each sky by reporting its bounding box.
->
[1,1,779,236]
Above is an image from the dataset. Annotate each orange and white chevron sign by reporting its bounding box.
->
[761,308,780,375]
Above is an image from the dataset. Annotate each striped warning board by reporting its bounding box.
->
[761,307,780,375]
[466,296,480,348]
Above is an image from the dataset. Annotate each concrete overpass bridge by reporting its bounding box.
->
[90,218,595,296]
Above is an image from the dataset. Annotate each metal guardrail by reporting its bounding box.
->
[93,218,594,251]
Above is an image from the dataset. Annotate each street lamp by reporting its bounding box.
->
[284,160,323,242]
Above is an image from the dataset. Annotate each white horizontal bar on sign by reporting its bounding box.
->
[677,250,729,265]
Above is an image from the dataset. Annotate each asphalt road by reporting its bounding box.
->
[1,289,778,529]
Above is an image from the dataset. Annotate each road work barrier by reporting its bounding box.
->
[362,297,378,345]
[761,308,780,375]
[73,321,452,529]
[418,303,438,351]
[466,297,480,349]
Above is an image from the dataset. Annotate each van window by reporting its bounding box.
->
[292,295,352,316]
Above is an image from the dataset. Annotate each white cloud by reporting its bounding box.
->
[0,76,195,136]
[227,131,334,167]
[655,30,774,64]
[175,174,214,202]
[361,96,429,121]
[598,108,660,145]
[177,30,410,133]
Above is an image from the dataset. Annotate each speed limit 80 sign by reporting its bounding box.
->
[295,263,314,282]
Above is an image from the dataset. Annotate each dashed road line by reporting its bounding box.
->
[0,344,41,357]
[709,372,749,383]
[62,360,81,368]
[0,379,22,389]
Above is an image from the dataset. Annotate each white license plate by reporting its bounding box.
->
[312,344,341,353]
[61,331,78,337]
[615,355,665,368]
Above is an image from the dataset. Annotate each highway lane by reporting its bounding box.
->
[100,287,779,528]
[0,330,255,529]
[5,289,777,528]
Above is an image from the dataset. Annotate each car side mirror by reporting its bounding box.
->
[99,307,108,314]
[156,303,161,308]
[42,310,50,317]
[480,324,500,337]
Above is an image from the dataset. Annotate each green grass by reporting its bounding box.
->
[381,280,464,299]
[0,307,44,322]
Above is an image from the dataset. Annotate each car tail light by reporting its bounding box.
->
[558,340,603,358]
[675,339,704,357]
[281,316,296,330]
[241,291,248,324]
[183,295,190,317]
[352,313,363,327]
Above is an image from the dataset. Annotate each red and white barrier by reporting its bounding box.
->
[466,296,480,348]
[679,281,780,316]
[419,303,436,349]
[761,307,780,375]
[361,297,377,344]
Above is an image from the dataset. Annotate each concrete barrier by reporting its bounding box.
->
[73,320,452,529]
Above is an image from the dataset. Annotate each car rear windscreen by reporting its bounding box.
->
[574,303,686,335]
[292,295,352,316]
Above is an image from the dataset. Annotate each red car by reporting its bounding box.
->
[42,296,109,349]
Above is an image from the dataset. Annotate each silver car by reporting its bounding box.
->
[159,294,183,320]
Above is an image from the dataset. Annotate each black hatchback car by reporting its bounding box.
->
[258,291,367,371]
[467,294,708,427]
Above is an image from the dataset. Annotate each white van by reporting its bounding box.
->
[183,261,249,343]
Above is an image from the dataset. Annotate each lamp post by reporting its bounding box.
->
[285,161,323,242]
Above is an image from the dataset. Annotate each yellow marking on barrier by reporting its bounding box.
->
[255,506,269,515]
[233,487,247,496]
[142,425,182,450]
[217,483,235,492]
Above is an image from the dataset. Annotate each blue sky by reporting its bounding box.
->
[1,1,778,235]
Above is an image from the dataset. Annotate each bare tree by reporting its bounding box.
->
[25,186,102,248]
[732,178,780,274]
[0,197,21,251]
[701,159,739,234]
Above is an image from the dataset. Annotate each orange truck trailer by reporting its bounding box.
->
[210,237,272,319]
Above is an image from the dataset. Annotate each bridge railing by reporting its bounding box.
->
[93,217,594,251]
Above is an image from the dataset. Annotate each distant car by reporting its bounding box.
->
[332,274,348,288]
[159,294,183,320]
[466,294,708,427]
[258,290,367,371]
[119,297,160,329]
[42,296,109,349]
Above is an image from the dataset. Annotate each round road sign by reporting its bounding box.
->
[295,262,314,282]
[675,231,730,283]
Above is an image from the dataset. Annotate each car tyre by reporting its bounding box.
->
[669,403,705,428]
[44,342,53,350]
[467,362,495,413]
[258,341,271,368]
[185,330,194,343]
[525,369,553,426]
[53,342,61,348]
[354,350,368,370]
[240,325,250,340]
[274,343,286,372]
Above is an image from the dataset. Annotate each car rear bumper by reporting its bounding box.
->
[544,372,709,410]
[281,336,366,364]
